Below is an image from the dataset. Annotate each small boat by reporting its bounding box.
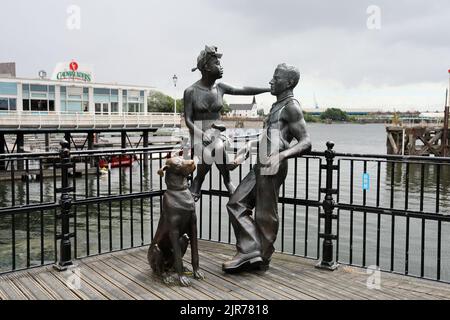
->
[98,155,136,169]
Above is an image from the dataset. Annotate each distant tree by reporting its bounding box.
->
[303,111,319,123]
[147,91,184,113]
[147,91,173,113]
[257,108,265,117]
[148,91,230,116]
[221,100,231,115]
[320,108,348,121]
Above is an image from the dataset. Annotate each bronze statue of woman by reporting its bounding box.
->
[184,45,269,201]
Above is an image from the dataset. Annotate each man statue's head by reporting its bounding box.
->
[269,63,300,96]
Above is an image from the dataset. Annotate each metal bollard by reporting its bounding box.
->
[54,139,75,271]
[316,141,339,271]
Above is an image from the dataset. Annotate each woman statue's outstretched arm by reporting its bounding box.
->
[218,82,270,96]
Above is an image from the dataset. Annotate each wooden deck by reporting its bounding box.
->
[1,240,450,300]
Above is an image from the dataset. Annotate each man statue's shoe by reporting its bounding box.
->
[222,252,263,273]
[256,258,271,271]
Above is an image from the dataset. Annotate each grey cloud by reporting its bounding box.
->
[0,0,449,109]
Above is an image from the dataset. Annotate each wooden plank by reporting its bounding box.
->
[88,258,162,300]
[29,272,80,300]
[199,241,442,300]
[50,268,109,300]
[104,254,189,300]
[1,240,450,300]
[196,243,344,299]
[73,262,135,300]
[199,250,339,300]
[129,248,283,300]
[10,273,55,300]
[128,248,262,300]
[119,250,213,300]
[0,277,28,300]
[106,253,239,300]
[388,132,399,154]
[202,244,386,300]
[126,248,266,300]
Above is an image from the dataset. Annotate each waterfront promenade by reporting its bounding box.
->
[1,240,449,300]
[1,140,450,300]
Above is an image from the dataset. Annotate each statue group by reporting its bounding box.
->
[148,45,311,286]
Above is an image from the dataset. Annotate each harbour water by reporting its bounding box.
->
[1,123,450,281]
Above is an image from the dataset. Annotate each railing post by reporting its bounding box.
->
[54,139,75,271]
[316,141,339,271]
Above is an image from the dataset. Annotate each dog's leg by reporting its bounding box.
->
[169,230,191,286]
[190,214,205,280]
[179,234,191,273]
[148,245,174,284]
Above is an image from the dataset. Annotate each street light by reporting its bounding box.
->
[172,74,178,115]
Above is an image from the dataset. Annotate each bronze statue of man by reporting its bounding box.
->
[223,63,312,273]
[184,45,270,201]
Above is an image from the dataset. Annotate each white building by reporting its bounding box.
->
[0,61,150,115]
[0,61,180,128]
[228,96,259,118]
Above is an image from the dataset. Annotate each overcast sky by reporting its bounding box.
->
[1,0,449,112]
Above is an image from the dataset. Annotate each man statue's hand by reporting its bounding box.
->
[235,142,252,164]
[202,131,214,146]
[260,153,285,175]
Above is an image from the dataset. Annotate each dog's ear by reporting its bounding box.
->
[157,165,168,177]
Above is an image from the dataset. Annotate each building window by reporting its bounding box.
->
[94,88,110,95]
[61,86,89,113]
[0,99,8,111]
[111,102,118,113]
[0,98,17,112]
[0,82,18,96]
[30,100,48,111]
[9,98,16,110]
[30,84,48,92]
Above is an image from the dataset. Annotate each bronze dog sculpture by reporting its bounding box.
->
[147,153,204,286]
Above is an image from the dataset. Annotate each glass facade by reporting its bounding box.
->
[123,90,144,114]
[1,80,148,115]
[22,83,55,112]
[0,82,17,95]
[0,82,18,112]
[61,86,88,113]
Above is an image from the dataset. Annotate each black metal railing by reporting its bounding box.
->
[202,141,450,283]
[0,141,178,274]
[1,140,450,284]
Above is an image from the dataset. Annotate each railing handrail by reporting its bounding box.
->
[0,144,182,160]
[0,110,182,116]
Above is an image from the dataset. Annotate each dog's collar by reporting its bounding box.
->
[166,186,189,191]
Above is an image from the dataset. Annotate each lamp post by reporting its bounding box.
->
[172,74,178,116]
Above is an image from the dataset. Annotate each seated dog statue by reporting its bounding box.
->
[147,152,204,286]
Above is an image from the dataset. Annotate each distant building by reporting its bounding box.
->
[228,96,259,118]
[0,63,16,78]
[0,61,151,114]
